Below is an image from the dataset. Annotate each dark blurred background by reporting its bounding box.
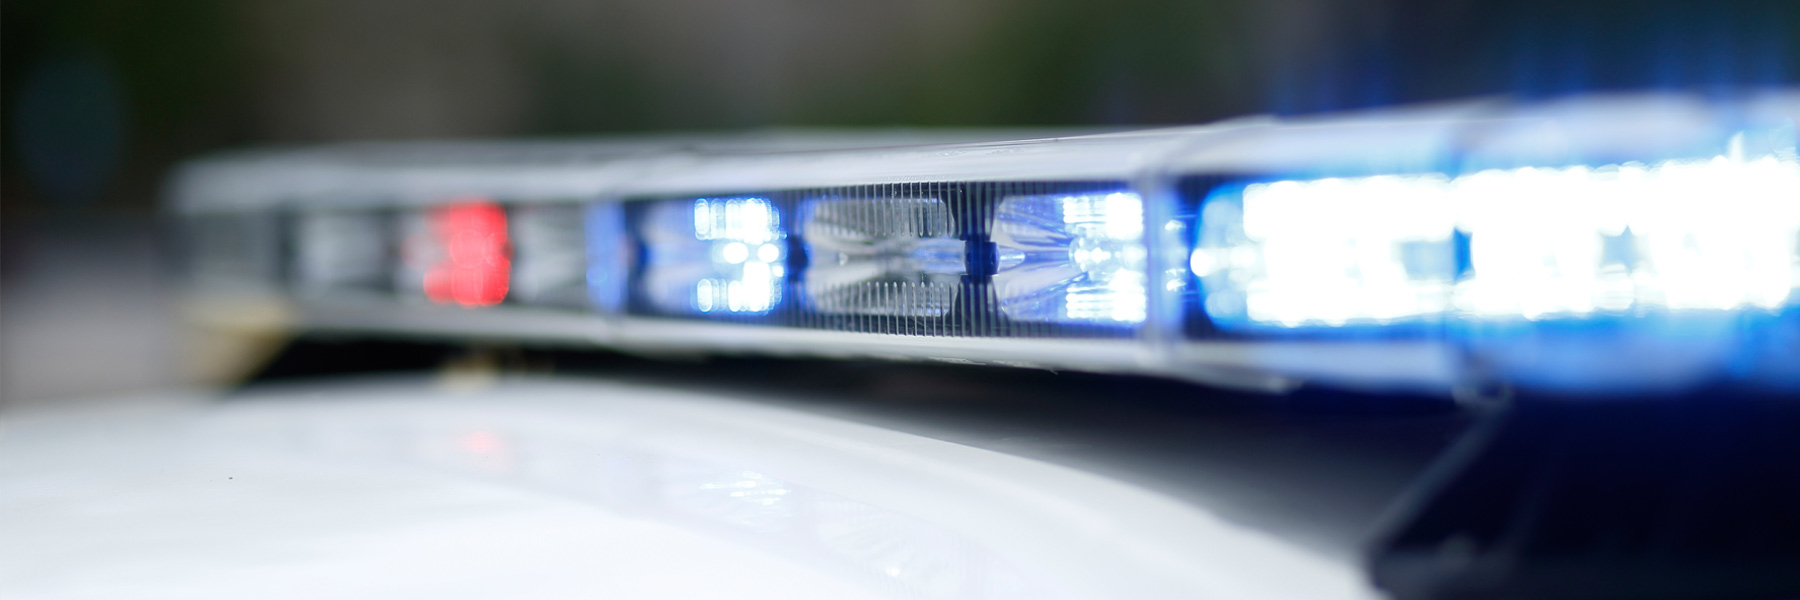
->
[4,0,1799,406]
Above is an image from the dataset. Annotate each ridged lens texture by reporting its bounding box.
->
[801,197,965,317]
[991,192,1148,325]
[641,197,786,315]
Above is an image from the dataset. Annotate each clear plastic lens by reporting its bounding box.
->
[295,210,390,297]
[1198,152,1800,329]
[510,204,588,308]
[992,192,1147,325]
[641,197,786,314]
[801,197,965,317]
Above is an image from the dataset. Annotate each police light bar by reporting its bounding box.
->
[171,92,1800,396]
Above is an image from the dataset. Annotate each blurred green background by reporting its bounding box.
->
[6,0,1800,214]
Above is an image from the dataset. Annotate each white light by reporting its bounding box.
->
[736,261,776,312]
[1189,248,1218,277]
[993,192,1148,325]
[1234,175,1457,326]
[1198,149,1800,328]
[721,242,749,264]
[695,279,716,312]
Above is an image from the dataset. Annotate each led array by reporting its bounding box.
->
[630,191,1151,328]
[641,197,786,315]
[992,192,1148,325]
[1197,153,1800,329]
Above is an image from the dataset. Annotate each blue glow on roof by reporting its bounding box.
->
[1196,145,1800,331]
[992,192,1147,325]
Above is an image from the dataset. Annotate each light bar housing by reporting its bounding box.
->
[170,93,1800,395]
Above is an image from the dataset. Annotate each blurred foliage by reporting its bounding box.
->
[4,0,1798,214]
[4,0,249,212]
[895,0,1250,126]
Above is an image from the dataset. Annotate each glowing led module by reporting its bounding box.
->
[641,197,786,315]
[395,200,511,307]
[991,192,1148,325]
[1195,152,1800,329]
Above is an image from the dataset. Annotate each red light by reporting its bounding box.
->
[422,200,510,306]
[457,430,504,454]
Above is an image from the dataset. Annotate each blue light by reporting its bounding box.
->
[641,197,785,314]
[1196,149,1800,331]
[991,192,1147,325]
[585,203,628,312]
[801,197,965,317]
